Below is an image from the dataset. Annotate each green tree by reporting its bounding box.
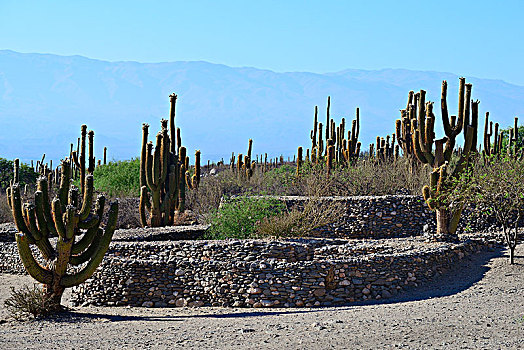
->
[450,156,524,264]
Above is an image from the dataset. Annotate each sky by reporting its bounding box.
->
[0,0,523,85]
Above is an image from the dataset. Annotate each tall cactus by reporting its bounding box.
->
[139,94,195,227]
[309,99,361,167]
[410,78,479,241]
[6,158,118,308]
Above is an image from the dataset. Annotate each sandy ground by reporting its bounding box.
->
[0,244,523,350]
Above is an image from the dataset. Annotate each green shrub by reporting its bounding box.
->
[204,196,286,239]
[0,158,38,191]
[91,158,140,197]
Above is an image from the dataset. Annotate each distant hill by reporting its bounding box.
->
[1,50,523,164]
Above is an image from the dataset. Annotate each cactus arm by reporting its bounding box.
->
[78,214,100,229]
[417,90,427,152]
[169,94,177,154]
[25,204,55,260]
[61,201,118,288]
[34,191,49,238]
[483,112,492,156]
[140,124,149,189]
[58,162,71,210]
[70,228,103,265]
[6,186,12,210]
[139,186,150,227]
[441,80,452,136]
[452,126,475,178]
[37,177,58,236]
[72,195,104,254]
[470,100,479,152]
[412,131,429,164]
[71,225,100,255]
[160,132,169,186]
[9,184,35,243]
[52,198,67,239]
[145,142,157,192]
[78,175,94,221]
[15,233,53,284]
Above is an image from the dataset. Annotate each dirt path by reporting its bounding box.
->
[1,245,523,349]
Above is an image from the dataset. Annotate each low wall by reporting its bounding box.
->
[257,195,501,239]
[273,195,432,239]
[69,237,490,308]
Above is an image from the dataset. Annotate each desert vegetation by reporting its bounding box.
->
[1,77,523,319]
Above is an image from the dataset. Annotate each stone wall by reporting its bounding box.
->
[257,195,501,239]
[272,195,433,239]
[69,237,491,308]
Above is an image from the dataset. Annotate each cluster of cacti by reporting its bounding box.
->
[483,112,503,158]
[31,154,61,187]
[505,116,521,158]
[404,78,479,241]
[139,93,200,227]
[370,134,399,162]
[6,128,118,308]
[230,139,266,179]
[483,115,523,160]
[306,96,361,174]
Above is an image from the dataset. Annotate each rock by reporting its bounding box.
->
[142,301,154,307]
[313,288,326,297]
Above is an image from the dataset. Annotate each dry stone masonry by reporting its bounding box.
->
[69,237,492,308]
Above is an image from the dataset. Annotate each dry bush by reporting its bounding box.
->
[4,284,60,321]
[256,198,347,238]
[302,158,428,197]
[187,159,427,222]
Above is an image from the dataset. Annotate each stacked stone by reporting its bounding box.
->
[69,237,493,308]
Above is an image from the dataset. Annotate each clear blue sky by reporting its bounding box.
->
[1,0,523,85]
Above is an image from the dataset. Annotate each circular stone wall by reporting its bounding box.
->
[70,237,491,308]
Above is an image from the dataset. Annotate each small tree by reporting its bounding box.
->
[451,156,524,264]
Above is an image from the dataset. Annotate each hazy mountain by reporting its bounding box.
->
[1,50,523,164]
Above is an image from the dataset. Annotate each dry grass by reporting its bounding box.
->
[256,197,347,238]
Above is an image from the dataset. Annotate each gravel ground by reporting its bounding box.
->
[0,243,523,349]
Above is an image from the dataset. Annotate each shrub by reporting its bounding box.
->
[204,196,286,239]
[256,198,347,238]
[91,158,140,197]
[4,284,60,321]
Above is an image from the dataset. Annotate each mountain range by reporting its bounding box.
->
[1,50,523,164]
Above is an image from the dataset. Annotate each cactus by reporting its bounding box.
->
[71,125,95,195]
[483,112,502,158]
[193,150,201,189]
[310,99,361,167]
[296,146,303,177]
[412,78,478,241]
[6,157,118,309]
[139,94,195,227]
[507,117,520,157]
